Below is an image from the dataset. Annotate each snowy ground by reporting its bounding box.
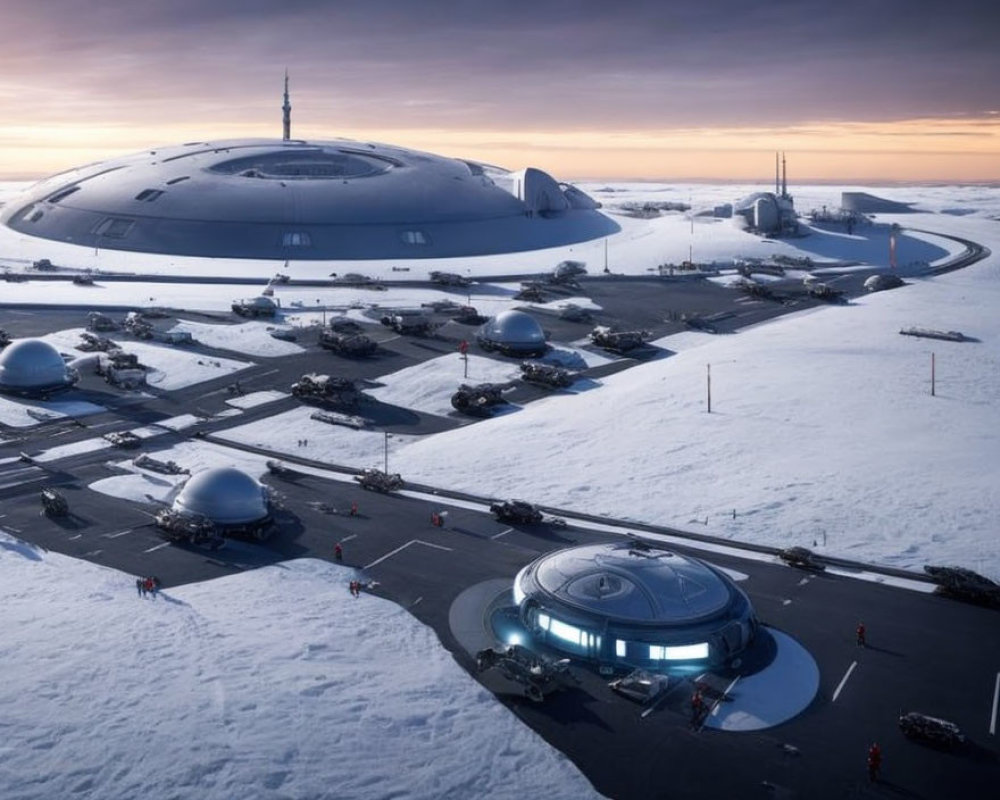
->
[0,537,602,800]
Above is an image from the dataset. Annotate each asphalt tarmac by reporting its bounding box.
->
[2,272,997,799]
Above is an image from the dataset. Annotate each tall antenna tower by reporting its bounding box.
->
[775,152,780,195]
[781,152,788,198]
[282,70,291,141]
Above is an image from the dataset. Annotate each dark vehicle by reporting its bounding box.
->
[266,459,296,478]
[476,644,577,702]
[354,468,404,493]
[319,327,377,356]
[590,325,649,354]
[333,272,386,290]
[429,270,472,287]
[807,282,845,302]
[104,431,142,448]
[122,311,154,339]
[898,712,965,747]
[923,565,1000,607]
[154,508,225,549]
[520,361,574,389]
[380,311,434,336]
[73,273,95,286]
[78,332,117,352]
[558,304,593,323]
[778,546,826,572]
[609,669,669,704]
[291,373,364,408]
[32,258,56,271]
[454,306,486,325]
[133,454,188,475]
[552,260,587,279]
[515,282,545,302]
[232,296,278,318]
[490,499,543,525]
[451,382,512,416]
[683,316,719,334]
[87,311,119,333]
[41,486,68,516]
[0,328,12,348]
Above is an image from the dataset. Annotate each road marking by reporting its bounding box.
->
[340,534,358,543]
[143,542,171,553]
[410,597,423,608]
[82,549,103,557]
[990,672,999,735]
[491,528,513,540]
[782,599,792,606]
[67,534,82,540]
[797,577,810,587]
[103,529,134,539]
[832,661,857,702]
[364,539,453,570]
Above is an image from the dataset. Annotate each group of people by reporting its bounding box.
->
[135,576,161,598]
[348,579,363,598]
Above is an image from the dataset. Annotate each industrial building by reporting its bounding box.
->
[0,77,618,261]
[733,153,798,236]
[512,541,759,670]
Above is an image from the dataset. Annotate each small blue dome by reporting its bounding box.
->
[477,310,546,356]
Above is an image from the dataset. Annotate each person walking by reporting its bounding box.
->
[135,578,143,597]
[350,501,358,517]
[856,622,867,648]
[691,688,706,723]
[867,742,881,782]
[334,542,343,562]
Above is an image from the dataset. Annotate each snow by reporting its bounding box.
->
[39,328,254,391]
[0,537,602,800]
[0,396,105,428]
[169,318,305,357]
[368,353,522,417]
[224,390,289,409]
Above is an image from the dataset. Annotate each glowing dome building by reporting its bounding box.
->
[0,339,78,396]
[2,80,618,261]
[513,541,758,670]
[476,310,547,357]
[172,467,270,529]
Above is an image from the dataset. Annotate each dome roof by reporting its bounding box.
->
[529,543,734,624]
[479,310,545,346]
[0,339,73,391]
[173,467,268,525]
[1,138,619,260]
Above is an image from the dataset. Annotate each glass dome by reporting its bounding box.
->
[173,467,268,525]
[0,339,73,391]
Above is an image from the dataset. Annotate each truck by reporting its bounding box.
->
[590,325,649,354]
[291,373,364,408]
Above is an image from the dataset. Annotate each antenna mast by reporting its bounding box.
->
[282,70,291,141]
[781,152,787,198]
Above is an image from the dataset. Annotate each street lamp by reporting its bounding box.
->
[383,431,390,474]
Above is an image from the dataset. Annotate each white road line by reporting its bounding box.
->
[782,599,792,606]
[67,534,82,540]
[990,672,999,735]
[340,534,358,543]
[364,539,453,570]
[797,577,810,587]
[103,529,133,539]
[82,549,103,557]
[491,528,514,540]
[832,661,858,702]
[143,542,171,553]
[410,597,423,608]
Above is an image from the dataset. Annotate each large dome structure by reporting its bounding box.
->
[0,338,77,395]
[1,138,619,260]
[513,541,758,670]
[172,467,269,526]
[476,310,547,357]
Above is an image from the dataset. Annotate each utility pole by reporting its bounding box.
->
[706,363,712,413]
[383,431,389,474]
[931,352,936,397]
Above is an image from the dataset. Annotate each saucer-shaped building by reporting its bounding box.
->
[476,310,547,357]
[513,541,758,670]
[172,467,269,528]
[0,338,78,396]
[1,138,619,260]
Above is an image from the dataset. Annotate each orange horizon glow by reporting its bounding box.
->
[0,115,997,184]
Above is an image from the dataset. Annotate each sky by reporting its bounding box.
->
[0,0,998,181]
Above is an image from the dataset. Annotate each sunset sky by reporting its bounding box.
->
[0,0,997,182]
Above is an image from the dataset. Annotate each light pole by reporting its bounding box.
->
[383,431,390,474]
